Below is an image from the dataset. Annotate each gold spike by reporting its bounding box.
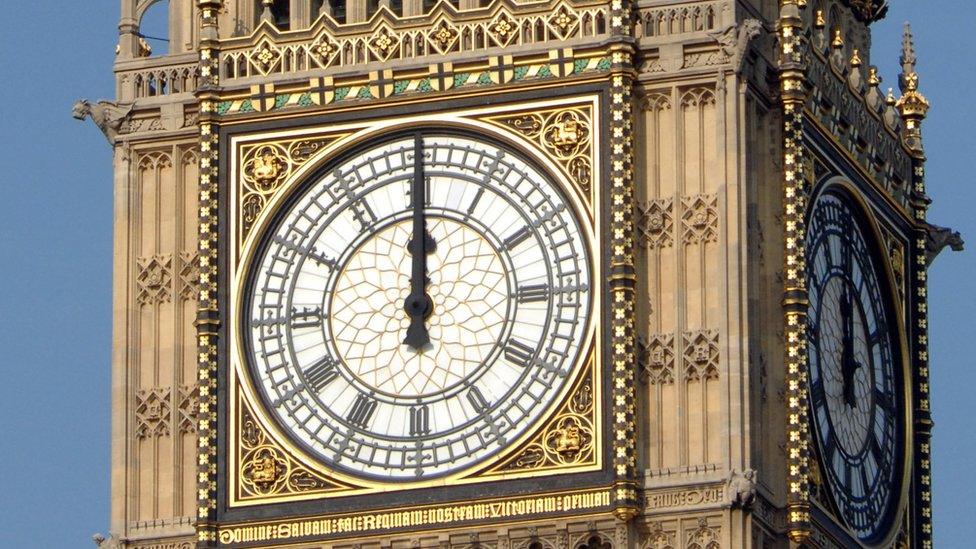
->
[815,10,826,28]
[832,29,844,49]
[868,67,880,87]
[886,88,896,106]
[850,49,862,67]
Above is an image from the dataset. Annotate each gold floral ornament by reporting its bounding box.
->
[243,448,285,493]
[489,13,518,47]
[243,145,287,190]
[250,40,281,75]
[548,6,578,40]
[369,27,399,61]
[428,20,459,55]
[312,34,339,68]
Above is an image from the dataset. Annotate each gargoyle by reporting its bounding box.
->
[73,99,133,144]
[728,468,757,509]
[924,222,964,265]
[709,19,764,74]
[92,532,122,548]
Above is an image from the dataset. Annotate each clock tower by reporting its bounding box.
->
[80,1,960,548]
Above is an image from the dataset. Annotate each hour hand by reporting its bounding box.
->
[403,291,433,349]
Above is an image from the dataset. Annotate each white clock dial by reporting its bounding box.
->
[242,132,592,480]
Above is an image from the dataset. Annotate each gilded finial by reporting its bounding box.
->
[868,67,880,86]
[896,22,929,120]
[815,10,826,28]
[832,29,844,49]
[850,49,862,67]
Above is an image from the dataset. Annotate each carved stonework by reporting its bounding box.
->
[237,389,352,501]
[484,105,594,201]
[682,330,719,381]
[177,384,198,434]
[706,19,763,74]
[238,134,348,247]
[642,522,676,549]
[727,468,757,509]
[487,356,597,474]
[574,533,612,549]
[638,333,675,385]
[178,250,199,302]
[638,199,674,249]
[135,386,171,439]
[686,519,720,549]
[137,254,173,306]
[681,194,719,244]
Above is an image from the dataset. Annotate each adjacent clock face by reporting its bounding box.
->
[242,131,592,481]
[806,189,904,542]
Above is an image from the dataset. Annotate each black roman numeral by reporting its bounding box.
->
[504,339,535,368]
[467,187,485,215]
[516,284,550,303]
[466,387,489,414]
[291,306,323,329]
[346,393,377,428]
[501,226,532,251]
[304,356,339,392]
[409,405,430,436]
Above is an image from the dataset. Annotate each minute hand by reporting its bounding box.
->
[403,134,436,350]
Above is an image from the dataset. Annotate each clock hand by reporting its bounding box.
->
[403,133,436,350]
[840,285,858,408]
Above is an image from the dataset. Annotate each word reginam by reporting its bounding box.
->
[219,490,610,544]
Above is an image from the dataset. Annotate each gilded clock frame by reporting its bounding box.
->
[803,175,914,549]
[222,93,607,509]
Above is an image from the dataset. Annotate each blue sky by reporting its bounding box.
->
[0,3,973,547]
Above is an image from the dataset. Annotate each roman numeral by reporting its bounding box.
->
[409,405,430,436]
[516,284,550,303]
[823,433,837,462]
[504,339,536,368]
[501,226,532,251]
[874,388,895,414]
[869,437,886,465]
[304,356,339,392]
[466,387,489,414]
[810,378,826,408]
[346,393,377,428]
[291,306,323,329]
[467,187,485,215]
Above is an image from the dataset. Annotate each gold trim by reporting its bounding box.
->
[218,489,612,545]
[226,94,604,506]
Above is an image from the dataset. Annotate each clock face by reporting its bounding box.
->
[806,190,904,542]
[241,131,592,481]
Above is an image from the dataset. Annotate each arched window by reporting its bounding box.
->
[139,0,170,56]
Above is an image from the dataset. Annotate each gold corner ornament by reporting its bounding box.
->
[481,105,595,209]
[237,132,350,250]
[236,389,354,502]
[482,353,599,475]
